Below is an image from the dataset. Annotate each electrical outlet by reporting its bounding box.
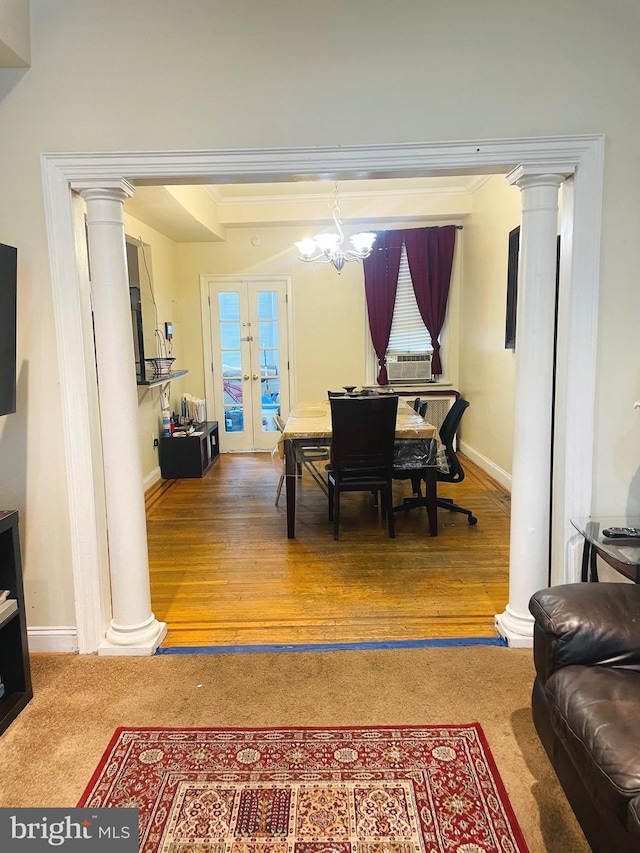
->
[153,438,159,448]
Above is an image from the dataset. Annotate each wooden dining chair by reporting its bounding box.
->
[412,398,427,417]
[327,395,399,540]
[273,413,329,504]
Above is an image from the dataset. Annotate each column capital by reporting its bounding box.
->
[71,178,136,202]
[507,164,573,190]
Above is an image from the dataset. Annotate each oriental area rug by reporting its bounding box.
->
[78,726,529,853]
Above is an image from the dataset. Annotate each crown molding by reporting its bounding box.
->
[203,183,483,207]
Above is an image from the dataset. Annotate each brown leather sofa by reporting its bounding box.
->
[529,583,640,853]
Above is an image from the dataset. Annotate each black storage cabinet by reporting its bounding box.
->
[160,421,219,479]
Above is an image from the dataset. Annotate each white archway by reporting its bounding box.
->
[41,136,604,653]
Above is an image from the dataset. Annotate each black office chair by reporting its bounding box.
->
[393,398,477,526]
[435,399,477,524]
[392,399,429,500]
[327,395,398,540]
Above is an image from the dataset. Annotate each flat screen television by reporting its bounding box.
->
[0,243,17,416]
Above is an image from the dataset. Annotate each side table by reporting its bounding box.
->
[571,516,640,583]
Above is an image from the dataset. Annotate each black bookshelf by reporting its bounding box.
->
[0,510,32,735]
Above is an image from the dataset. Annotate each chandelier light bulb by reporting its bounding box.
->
[350,232,376,254]
[295,237,318,259]
[314,232,341,254]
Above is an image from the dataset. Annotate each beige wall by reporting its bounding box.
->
[0,0,30,66]
[123,214,189,482]
[177,220,462,420]
[179,224,450,410]
[161,204,511,481]
[0,0,639,630]
[131,209,463,472]
[459,177,522,482]
[177,227,366,406]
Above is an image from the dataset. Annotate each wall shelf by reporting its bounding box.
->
[137,369,188,388]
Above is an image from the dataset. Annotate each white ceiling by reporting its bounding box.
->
[124,175,489,242]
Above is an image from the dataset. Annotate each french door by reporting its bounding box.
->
[207,277,291,452]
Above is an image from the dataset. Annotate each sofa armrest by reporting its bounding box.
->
[529,583,640,684]
[628,795,640,843]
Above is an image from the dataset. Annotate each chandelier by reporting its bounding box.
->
[295,184,376,273]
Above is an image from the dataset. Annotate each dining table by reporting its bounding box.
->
[279,397,445,538]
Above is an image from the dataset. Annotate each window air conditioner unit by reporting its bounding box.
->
[386,352,433,382]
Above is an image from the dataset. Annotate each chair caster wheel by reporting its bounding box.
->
[468,515,478,525]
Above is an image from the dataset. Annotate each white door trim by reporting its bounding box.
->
[41,135,604,652]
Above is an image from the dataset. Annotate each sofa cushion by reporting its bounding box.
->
[545,665,640,824]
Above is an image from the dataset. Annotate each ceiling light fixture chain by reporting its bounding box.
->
[295,182,376,273]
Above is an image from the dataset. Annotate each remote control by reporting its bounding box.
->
[602,527,640,538]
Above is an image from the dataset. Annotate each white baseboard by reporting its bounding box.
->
[143,466,162,492]
[458,441,512,493]
[27,626,79,653]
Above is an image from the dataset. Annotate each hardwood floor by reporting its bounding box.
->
[146,452,511,647]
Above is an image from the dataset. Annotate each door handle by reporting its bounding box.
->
[252,374,259,381]
[243,374,250,380]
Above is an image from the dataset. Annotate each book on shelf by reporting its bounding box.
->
[172,425,195,437]
[0,589,9,604]
[0,598,17,622]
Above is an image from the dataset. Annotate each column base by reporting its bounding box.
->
[495,605,534,648]
[98,616,167,657]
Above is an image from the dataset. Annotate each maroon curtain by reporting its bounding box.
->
[363,231,403,384]
[403,225,457,376]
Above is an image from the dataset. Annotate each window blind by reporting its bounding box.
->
[387,245,432,352]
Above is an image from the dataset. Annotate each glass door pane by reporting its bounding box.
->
[219,292,245,434]
[256,291,281,433]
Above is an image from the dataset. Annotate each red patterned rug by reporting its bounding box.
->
[79,726,529,853]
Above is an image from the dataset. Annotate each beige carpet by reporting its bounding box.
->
[0,646,588,852]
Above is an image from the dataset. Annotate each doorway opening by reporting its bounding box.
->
[42,136,603,652]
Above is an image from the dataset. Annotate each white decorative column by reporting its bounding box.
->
[79,181,167,655]
[496,167,568,647]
